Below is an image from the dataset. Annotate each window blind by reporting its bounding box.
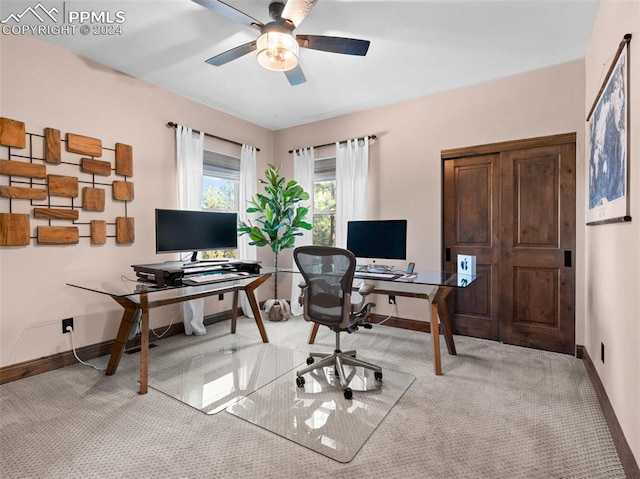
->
[203,150,240,180]
[314,157,336,182]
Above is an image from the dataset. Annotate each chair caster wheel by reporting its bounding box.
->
[374,371,383,381]
[306,356,314,365]
[344,388,353,400]
[296,376,305,388]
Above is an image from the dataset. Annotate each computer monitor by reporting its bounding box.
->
[346,220,407,266]
[155,209,238,262]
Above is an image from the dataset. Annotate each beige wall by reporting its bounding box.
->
[274,60,586,330]
[584,0,640,463]
[0,34,274,367]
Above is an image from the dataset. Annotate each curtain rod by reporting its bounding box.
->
[288,135,377,154]
[166,122,260,152]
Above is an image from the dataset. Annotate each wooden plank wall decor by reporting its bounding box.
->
[44,128,61,164]
[0,213,30,246]
[80,158,111,176]
[0,186,47,200]
[90,220,107,245]
[82,187,105,212]
[0,159,46,178]
[112,181,134,201]
[0,118,26,149]
[33,208,80,221]
[0,116,135,246]
[115,143,133,176]
[116,217,135,244]
[47,175,78,197]
[37,226,79,244]
[66,133,102,157]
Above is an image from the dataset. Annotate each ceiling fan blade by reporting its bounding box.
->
[205,41,257,66]
[192,0,263,30]
[285,64,306,86]
[296,35,370,56]
[281,0,318,28]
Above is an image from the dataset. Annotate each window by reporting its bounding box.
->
[201,150,239,259]
[313,157,336,246]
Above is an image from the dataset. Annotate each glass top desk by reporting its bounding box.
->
[67,270,274,394]
[304,270,478,376]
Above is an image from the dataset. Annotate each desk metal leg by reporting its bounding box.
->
[242,274,270,343]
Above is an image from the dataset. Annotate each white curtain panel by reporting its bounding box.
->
[335,137,369,248]
[290,147,314,316]
[238,144,257,318]
[176,125,206,335]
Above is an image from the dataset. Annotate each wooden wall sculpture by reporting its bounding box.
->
[0,117,135,246]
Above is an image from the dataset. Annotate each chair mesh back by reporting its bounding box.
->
[294,246,356,326]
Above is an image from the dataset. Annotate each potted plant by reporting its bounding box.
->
[238,164,312,321]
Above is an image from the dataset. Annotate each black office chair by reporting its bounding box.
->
[293,245,382,399]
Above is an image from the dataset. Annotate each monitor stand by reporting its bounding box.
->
[357,262,393,273]
[185,251,228,265]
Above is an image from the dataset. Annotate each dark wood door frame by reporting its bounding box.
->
[441,133,576,160]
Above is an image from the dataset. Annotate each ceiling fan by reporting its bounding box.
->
[192,0,371,86]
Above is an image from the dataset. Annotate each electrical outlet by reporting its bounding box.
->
[601,342,605,363]
[62,318,74,334]
[388,295,396,305]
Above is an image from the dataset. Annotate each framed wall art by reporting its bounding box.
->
[586,33,632,225]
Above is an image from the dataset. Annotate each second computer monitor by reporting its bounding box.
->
[346,219,407,261]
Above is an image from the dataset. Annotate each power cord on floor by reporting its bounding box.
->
[151,314,177,339]
[66,326,106,371]
[376,301,398,326]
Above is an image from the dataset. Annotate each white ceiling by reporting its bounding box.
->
[3,0,599,130]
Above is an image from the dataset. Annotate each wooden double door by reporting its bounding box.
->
[442,134,576,354]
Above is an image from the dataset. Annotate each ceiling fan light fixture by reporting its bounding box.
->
[256,31,299,71]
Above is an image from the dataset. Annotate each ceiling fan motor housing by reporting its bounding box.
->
[269,2,286,21]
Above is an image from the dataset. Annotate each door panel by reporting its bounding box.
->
[500,144,575,354]
[514,155,559,247]
[443,154,500,340]
[456,164,492,245]
[442,135,576,354]
[513,267,559,326]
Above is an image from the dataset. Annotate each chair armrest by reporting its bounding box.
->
[298,280,308,306]
[358,282,375,296]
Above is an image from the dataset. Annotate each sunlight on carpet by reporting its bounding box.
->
[148,342,307,414]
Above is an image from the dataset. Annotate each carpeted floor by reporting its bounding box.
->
[0,316,626,478]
